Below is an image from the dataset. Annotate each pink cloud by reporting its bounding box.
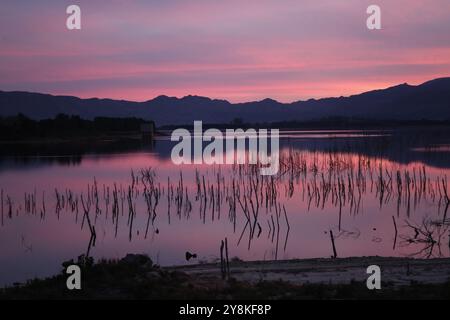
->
[0,0,449,102]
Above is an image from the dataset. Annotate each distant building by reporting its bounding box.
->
[140,122,155,141]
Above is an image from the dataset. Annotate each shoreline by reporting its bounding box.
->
[169,256,450,287]
[2,255,449,299]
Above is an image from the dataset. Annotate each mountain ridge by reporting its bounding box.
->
[1,77,450,125]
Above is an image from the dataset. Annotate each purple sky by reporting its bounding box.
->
[1,0,449,102]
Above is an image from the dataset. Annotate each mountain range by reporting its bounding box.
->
[1,77,449,126]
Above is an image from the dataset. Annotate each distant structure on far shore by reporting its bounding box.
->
[140,122,155,141]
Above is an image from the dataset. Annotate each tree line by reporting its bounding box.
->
[0,114,153,141]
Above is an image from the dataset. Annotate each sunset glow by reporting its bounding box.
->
[1,0,449,102]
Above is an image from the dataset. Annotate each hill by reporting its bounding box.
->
[1,78,449,125]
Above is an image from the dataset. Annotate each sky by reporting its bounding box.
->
[0,0,450,102]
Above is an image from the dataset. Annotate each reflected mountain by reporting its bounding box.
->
[2,128,450,172]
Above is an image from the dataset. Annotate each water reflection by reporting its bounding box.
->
[1,129,450,286]
[400,215,450,258]
[2,128,450,170]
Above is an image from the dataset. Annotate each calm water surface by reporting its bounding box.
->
[1,129,450,286]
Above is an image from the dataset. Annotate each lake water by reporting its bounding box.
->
[1,129,450,286]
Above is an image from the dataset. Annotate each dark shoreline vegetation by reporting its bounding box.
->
[0,114,155,142]
[2,114,450,144]
[159,118,450,131]
[1,254,450,300]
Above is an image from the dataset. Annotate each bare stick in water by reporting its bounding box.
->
[330,229,337,258]
[225,237,230,279]
[392,215,398,250]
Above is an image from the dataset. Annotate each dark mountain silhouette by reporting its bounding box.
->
[1,77,449,125]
